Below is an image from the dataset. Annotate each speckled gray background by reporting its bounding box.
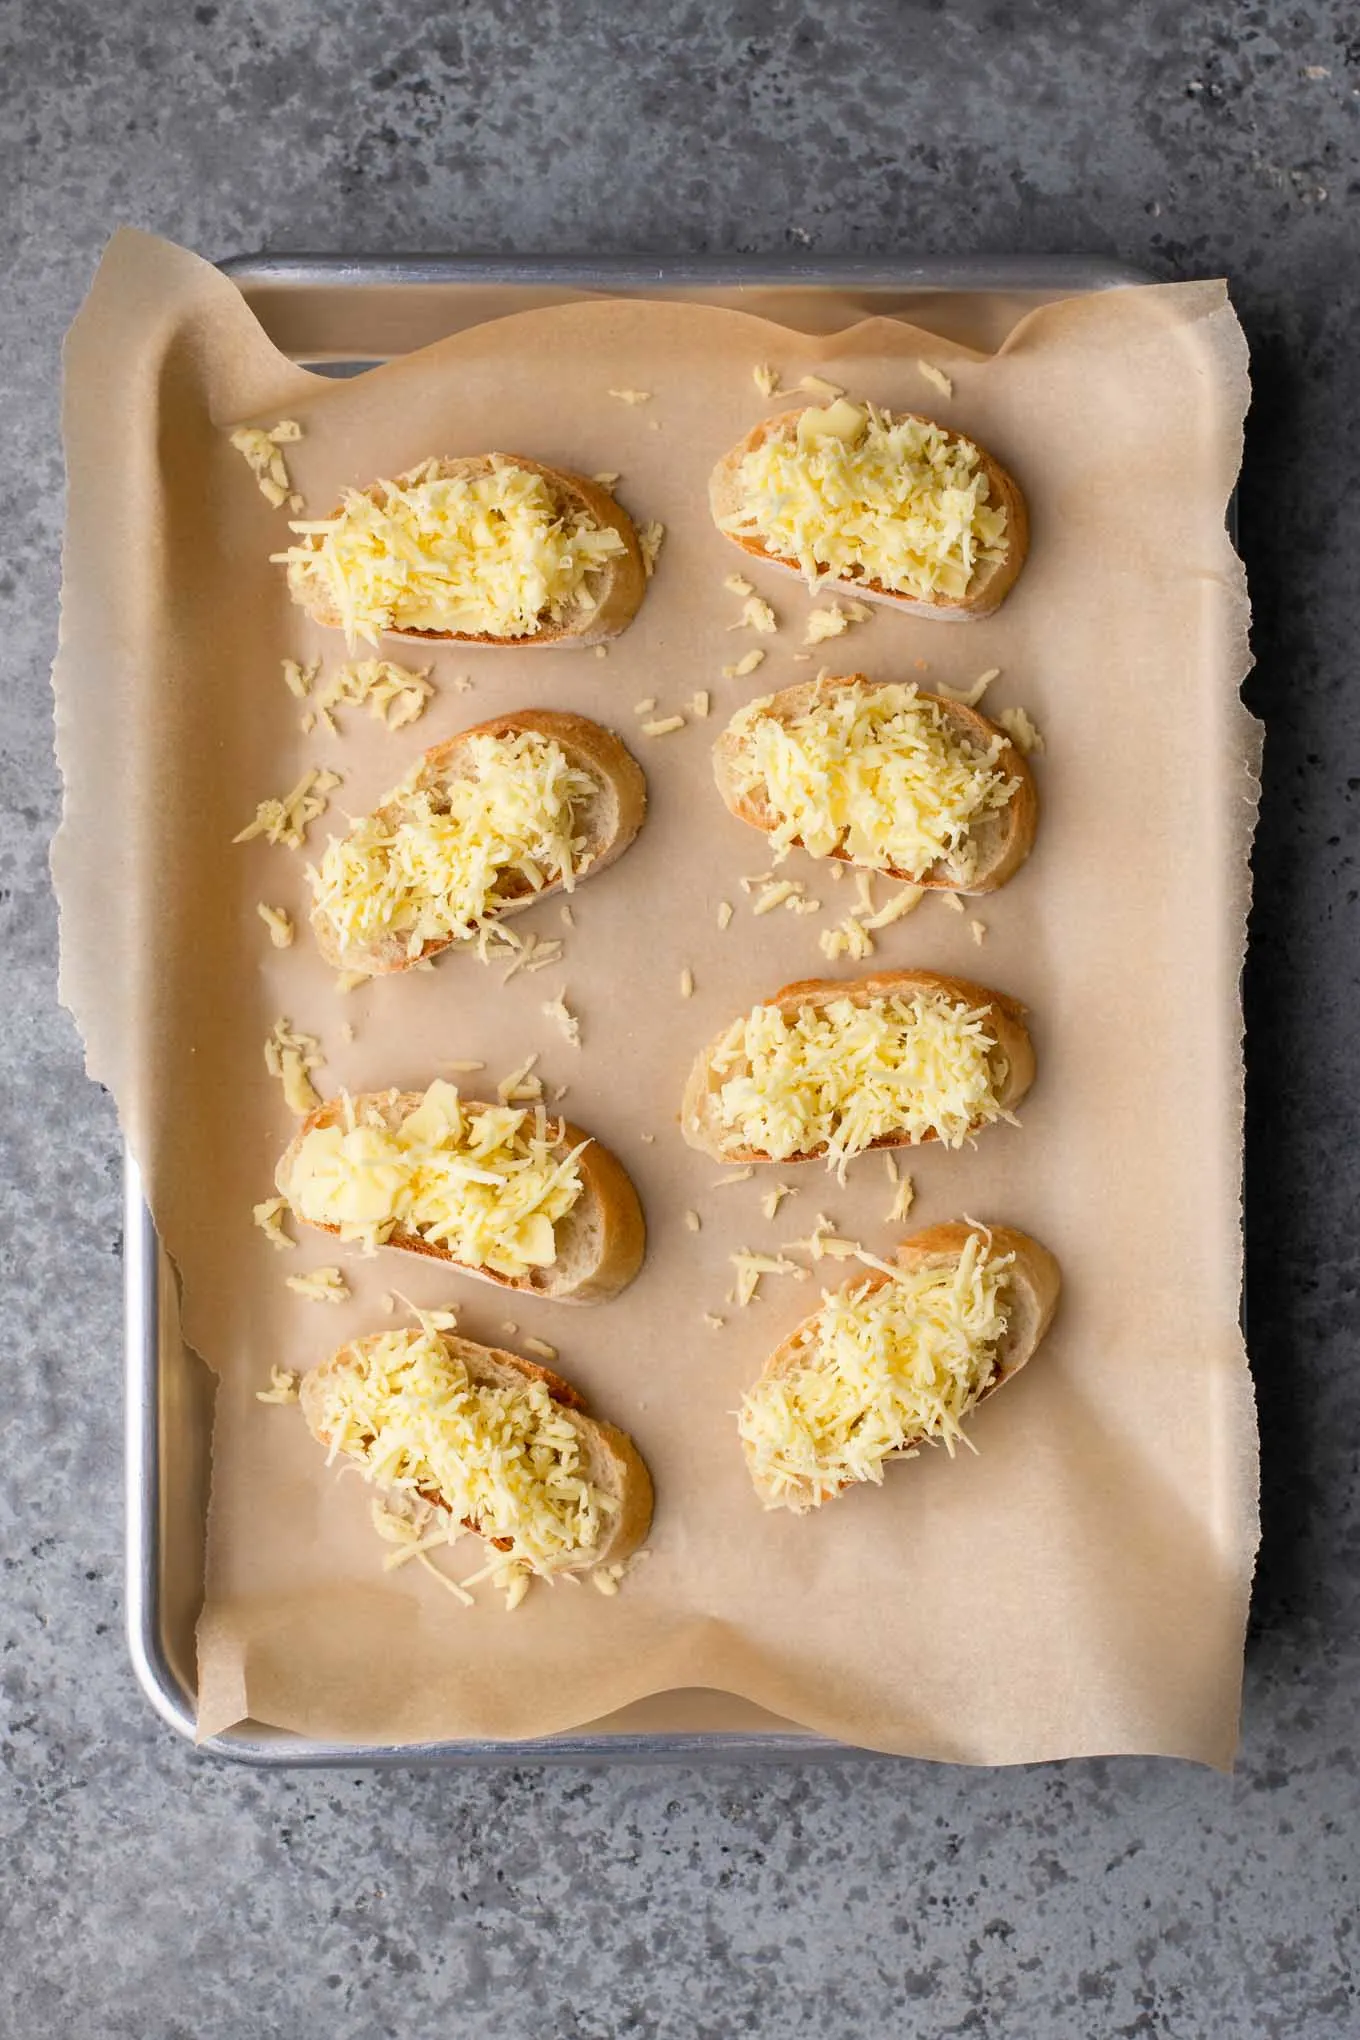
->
[3,1,1358,2034]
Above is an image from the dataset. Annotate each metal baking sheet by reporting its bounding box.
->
[126,252,1152,1765]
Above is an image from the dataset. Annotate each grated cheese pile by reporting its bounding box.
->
[711,989,1008,1172]
[719,398,1008,602]
[310,729,598,965]
[274,459,627,648]
[308,1328,615,1577]
[738,1233,1014,1508]
[280,1080,587,1279]
[726,679,1017,884]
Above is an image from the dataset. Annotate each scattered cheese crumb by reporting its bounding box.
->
[634,697,658,715]
[233,767,341,850]
[804,604,851,646]
[639,1130,654,1142]
[798,374,845,401]
[229,420,303,508]
[721,649,767,681]
[724,573,755,597]
[252,1197,295,1252]
[334,970,369,994]
[452,674,474,693]
[255,1365,300,1404]
[970,918,987,946]
[818,916,875,964]
[594,645,608,660]
[684,1210,702,1233]
[917,359,954,399]
[543,993,582,1047]
[691,690,711,719]
[256,902,295,949]
[286,1266,349,1304]
[714,1167,755,1188]
[998,705,1045,755]
[500,1321,520,1337]
[314,657,435,732]
[609,387,652,405]
[940,891,965,913]
[263,1018,323,1116]
[730,1249,807,1307]
[522,1337,558,1362]
[439,1059,486,1074]
[641,715,686,738]
[638,522,665,577]
[679,967,694,999]
[761,1182,795,1220]
[560,903,575,929]
[753,879,802,916]
[497,1053,542,1103]
[338,1021,355,1045]
[888,1171,916,1223]
[728,596,778,635]
[281,657,318,700]
[592,471,621,488]
[703,1312,725,1330]
[380,1293,397,1314]
[937,667,1001,709]
[552,1083,571,1104]
[717,900,734,930]
[753,364,781,398]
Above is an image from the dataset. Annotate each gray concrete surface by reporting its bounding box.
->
[3,1,1358,2034]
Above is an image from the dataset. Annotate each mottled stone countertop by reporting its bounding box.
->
[3,3,1357,2034]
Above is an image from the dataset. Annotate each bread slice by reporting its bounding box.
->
[288,455,647,647]
[744,1221,1061,1511]
[301,1330,653,1573]
[682,968,1035,1165]
[277,1090,646,1303]
[709,407,1028,620]
[310,708,647,975]
[712,675,1037,894]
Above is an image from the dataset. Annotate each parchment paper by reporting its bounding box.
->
[54,230,1258,1763]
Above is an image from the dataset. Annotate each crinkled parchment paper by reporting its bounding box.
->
[54,231,1258,1762]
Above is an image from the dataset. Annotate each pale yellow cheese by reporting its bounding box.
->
[711,988,1008,1172]
[726,680,1015,885]
[280,1080,587,1280]
[307,1327,614,1577]
[310,729,598,965]
[273,460,627,649]
[738,1234,1013,1507]
[720,401,1008,601]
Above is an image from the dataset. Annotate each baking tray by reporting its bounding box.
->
[126,252,1152,1765]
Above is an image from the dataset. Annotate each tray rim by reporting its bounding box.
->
[127,248,1156,1767]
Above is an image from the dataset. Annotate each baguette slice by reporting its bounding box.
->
[682,968,1034,1165]
[301,1330,653,1574]
[277,1091,646,1304]
[287,455,647,646]
[712,675,1037,893]
[710,406,1028,620]
[744,1221,1061,1511]
[310,708,646,975]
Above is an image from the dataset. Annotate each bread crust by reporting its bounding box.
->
[289,455,647,647]
[682,968,1035,1165]
[709,407,1028,621]
[746,1220,1061,1509]
[712,674,1037,894]
[310,707,647,975]
[301,1329,654,1570]
[277,1090,646,1303]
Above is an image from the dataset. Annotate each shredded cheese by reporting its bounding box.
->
[717,900,734,930]
[522,1336,558,1362]
[286,1266,350,1304]
[724,573,755,597]
[264,1017,324,1116]
[281,657,319,699]
[970,918,987,946]
[312,658,435,732]
[888,1171,916,1224]
[684,1210,702,1233]
[725,679,1016,884]
[308,1327,615,1579]
[804,604,851,646]
[641,715,685,738]
[709,987,1010,1172]
[691,690,711,719]
[937,666,1000,709]
[543,993,582,1047]
[753,365,781,398]
[738,1234,1013,1507]
[255,1365,301,1404]
[997,705,1045,756]
[256,902,295,949]
[273,460,627,648]
[230,420,303,510]
[638,522,665,577]
[728,595,778,635]
[730,1249,808,1308]
[253,1196,296,1252]
[279,1080,587,1280]
[917,359,954,399]
[798,374,846,401]
[720,399,1008,601]
[761,1182,795,1220]
[234,767,341,850]
[679,967,695,999]
[310,728,598,966]
[608,387,652,405]
[721,649,766,680]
